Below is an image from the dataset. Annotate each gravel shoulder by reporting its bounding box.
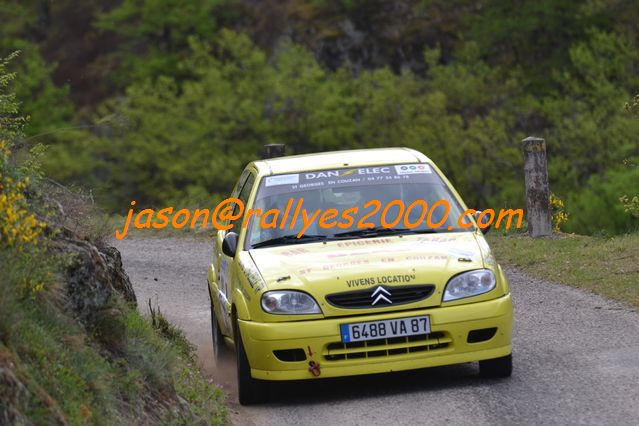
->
[113,237,639,426]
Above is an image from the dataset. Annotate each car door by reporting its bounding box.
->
[214,169,256,337]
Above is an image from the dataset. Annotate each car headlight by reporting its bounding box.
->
[261,291,322,315]
[443,269,496,302]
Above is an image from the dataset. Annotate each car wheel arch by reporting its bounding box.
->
[232,288,251,321]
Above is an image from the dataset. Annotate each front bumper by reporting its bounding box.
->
[239,293,512,381]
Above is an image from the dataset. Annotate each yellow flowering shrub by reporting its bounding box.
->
[550,193,569,233]
[1,140,48,297]
[0,140,46,248]
[620,195,639,218]
[619,160,639,219]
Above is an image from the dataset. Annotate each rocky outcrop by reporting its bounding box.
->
[52,227,136,348]
[1,228,139,423]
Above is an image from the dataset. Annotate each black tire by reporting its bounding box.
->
[479,353,512,378]
[210,297,226,360]
[235,317,268,405]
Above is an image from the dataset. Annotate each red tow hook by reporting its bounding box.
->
[308,361,321,377]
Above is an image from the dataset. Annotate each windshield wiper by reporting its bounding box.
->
[251,234,330,249]
[333,226,413,238]
[333,226,457,238]
[408,228,443,234]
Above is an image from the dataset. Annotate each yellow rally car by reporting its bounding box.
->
[207,148,513,405]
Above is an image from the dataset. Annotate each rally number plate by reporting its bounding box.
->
[340,315,431,343]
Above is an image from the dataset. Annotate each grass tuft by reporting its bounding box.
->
[489,232,639,307]
[1,247,227,424]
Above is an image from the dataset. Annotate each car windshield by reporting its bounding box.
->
[246,163,471,248]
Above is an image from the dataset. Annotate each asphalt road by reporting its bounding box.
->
[113,237,639,426]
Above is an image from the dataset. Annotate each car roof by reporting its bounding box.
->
[252,147,431,175]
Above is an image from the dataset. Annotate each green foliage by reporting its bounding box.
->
[538,30,639,193]
[622,99,639,219]
[1,54,47,289]
[42,26,639,238]
[1,60,225,424]
[564,166,639,235]
[420,45,526,207]
[2,41,73,137]
[0,262,227,423]
[96,0,239,85]
[626,94,639,117]
[620,194,639,218]
[44,33,524,211]
[619,158,639,219]
[69,32,269,209]
[3,0,639,235]
[0,51,25,138]
[468,0,589,74]
[0,2,73,139]
[149,300,195,359]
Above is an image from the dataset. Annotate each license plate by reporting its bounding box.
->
[340,315,431,343]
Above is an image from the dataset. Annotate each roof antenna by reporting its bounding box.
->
[262,144,286,159]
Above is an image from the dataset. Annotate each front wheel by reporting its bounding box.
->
[479,353,512,378]
[210,297,226,360]
[235,317,268,405]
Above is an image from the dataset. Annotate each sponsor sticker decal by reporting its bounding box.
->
[394,164,432,175]
[265,174,300,187]
[346,274,416,288]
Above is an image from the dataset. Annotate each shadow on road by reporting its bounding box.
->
[195,321,492,407]
[202,350,491,407]
[260,363,486,406]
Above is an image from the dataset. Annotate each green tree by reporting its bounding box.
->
[96,0,239,85]
[0,1,73,137]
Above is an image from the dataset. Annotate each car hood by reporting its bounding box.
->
[248,232,486,316]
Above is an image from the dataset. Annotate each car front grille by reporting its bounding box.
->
[323,332,451,361]
[325,284,435,309]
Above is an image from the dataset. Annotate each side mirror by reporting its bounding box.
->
[222,232,239,257]
[474,211,491,235]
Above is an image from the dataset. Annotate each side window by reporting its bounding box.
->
[230,172,255,234]
[231,170,250,199]
[219,170,249,231]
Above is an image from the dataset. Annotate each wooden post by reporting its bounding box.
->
[522,136,552,237]
[262,144,286,159]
